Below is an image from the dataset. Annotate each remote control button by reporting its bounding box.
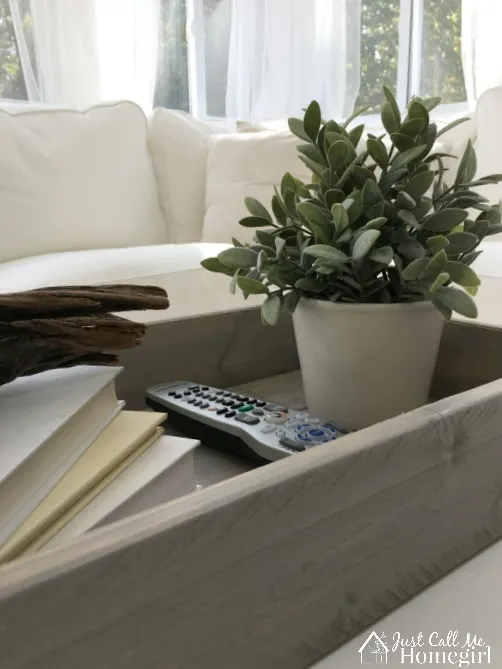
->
[297,433,312,443]
[183,391,191,396]
[222,400,233,407]
[215,390,224,395]
[225,410,236,418]
[168,390,176,396]
[222,391,232,397]
[279,437,306,452]
[238,404,254,412]
[201,386,209,391]
[194,400,202,407]
[231,402,243,410]
[208,394,217,401]
[189,385,200,391]
[260,424,276,434]
[255,400,266,407]
[199,402,209,409]
[216,407,227,415]
[276,428,286,437]
[252,408,264,416]
[195,392,203,397]
[187,398,195,404]
[174,393,182,399]
[264,403,278,411]
[236,395,248,402]
[201,393,209,399]
[235,414,260,425]
[265,411,288,425]
[208,407,218,411]
[247,398,257,404]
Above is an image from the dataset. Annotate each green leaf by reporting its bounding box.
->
[271,193,288,226]
[395,191,417,210]
[331,203,350,233]
[422,208,469,232]
[430,272,450,293]
[284,290,301,313]
[218,247,258,269]
[360,216,387,231]
[426,235,449,251]
[383,86,401,126]
[381,101,399,134]
[445,232,478,255]
[261,294,282,325]
[445,261,480,288]
[390,145,427,171]
[236,276,269,294]
[399,117,426,137]
[436,116,471,139]
[379,168,408,192]
[362,179,383,212]
[431,295,452,320]
[244,197,272,223]
[398,239,427,260]
[342,104,372,128]
[255,229,275,247]
[304,101,321,141]
[405,170,435,199]
[435,286,478,318]
[303,244,349,264]
[327,140,349,169]
[275,237,286,257]
[288,117,311,142]
[397,210,421,229]
[324,189,346,208]
[367,138,389,168]
[390,132,416,152]
[348,123,365,148]
[297,143,327,167]
[369,245,393,264]
[295,277,326,292]
[408,100,430,127]
[422,249,448,280]
[455,140,477,185]
[402,257,429,280]
[200,257,232,275]
[298,154,328,179]
[239,216,273,228]
[297,202,328,227]
[461,250,483,266]
[421,96,441,112]
[352,229,381,261]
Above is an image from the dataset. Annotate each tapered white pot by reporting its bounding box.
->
[292,298,445,429]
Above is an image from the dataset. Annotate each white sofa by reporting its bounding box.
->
[0,95,501,329]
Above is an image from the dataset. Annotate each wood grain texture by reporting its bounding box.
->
[115,307,299,409]
[2,380,502,668]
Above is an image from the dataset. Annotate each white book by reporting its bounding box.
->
[41,434,200,552]
[0,365,122,545]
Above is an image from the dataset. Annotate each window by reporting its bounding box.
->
[1,0,468,118]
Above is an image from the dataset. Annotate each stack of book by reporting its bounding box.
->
[0,366,200,563]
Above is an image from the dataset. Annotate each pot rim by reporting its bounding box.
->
[298,297,440,314]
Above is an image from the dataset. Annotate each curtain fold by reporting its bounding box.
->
[9,0,161,112]
[225,0,361,121]
[462,0,502,105]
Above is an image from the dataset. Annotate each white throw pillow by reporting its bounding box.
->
[0,101,167,263]
[202,130,311,244]
[148,109,221,244]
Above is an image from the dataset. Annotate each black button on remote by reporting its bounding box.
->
[183,391,191,396]
[279,437,306,452]
[252,408,264,416]
[231,402,243,410]
[255,400,266,407]
[199,402,209,409]
[237,395,248,402]
[195,392,203,397]
[248,398,257,404]
[222,400,233,407]
[208,394,217,401]
[168,390,176,396]
[222,391,231,397]
[201,386,209,390]
[194,400,202,406]
[215,390,224,395]
[189,386,199,391]
[235,414,260,425]
[216,408,227,415]
[187,398,195,404]
[225,410,236,418]
[174,393,182,399]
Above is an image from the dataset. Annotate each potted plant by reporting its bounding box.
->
[201,87,502,429]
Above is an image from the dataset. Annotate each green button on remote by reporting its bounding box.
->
[238,404,254,412]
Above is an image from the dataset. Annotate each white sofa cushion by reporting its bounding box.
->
[202,130,311,244]
[148,109,220,244]
[0,101,167,262]
[0,243,261,324]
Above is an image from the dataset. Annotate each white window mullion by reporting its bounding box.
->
[186,0,207,118]
[409,0,425,99]
[396,0,413,110]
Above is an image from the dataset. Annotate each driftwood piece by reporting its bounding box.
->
[0,284,169,387]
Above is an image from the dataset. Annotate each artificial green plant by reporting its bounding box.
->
[202,87,502,325]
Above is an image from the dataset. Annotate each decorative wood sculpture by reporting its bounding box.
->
[0,285,169,387]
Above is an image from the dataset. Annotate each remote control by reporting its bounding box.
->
[145,381,350,465]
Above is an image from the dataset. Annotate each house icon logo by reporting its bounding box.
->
[359,631,389,664]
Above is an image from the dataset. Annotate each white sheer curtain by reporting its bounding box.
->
[225,0,361,122]
[9,0,161,112]
[462,0,502,105]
